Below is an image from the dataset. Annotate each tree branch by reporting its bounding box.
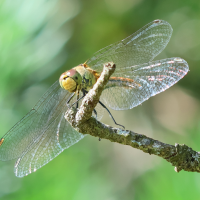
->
[65,62,200,173]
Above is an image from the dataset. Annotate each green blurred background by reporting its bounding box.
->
[0,0,200,199]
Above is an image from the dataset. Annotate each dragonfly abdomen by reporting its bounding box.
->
[105,77,142,90]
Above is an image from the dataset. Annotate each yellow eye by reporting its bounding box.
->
[59,73,77,92]
[59,69,82,92]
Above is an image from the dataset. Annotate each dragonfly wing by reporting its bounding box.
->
[0,81,84,176]
[101,58,189,110]
[86,20,172,73]
[92,101,105,120]
[14,111,83,177]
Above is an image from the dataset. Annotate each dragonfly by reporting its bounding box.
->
[0,19,189,177]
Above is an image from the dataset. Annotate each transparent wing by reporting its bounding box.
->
[101,58,189,110]
[14,112,83,177]
[0,81,84,177]
[86,20,172,74]
[92,101,105,121]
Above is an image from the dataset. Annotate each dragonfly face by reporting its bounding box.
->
[60,64,98,93]
[59,68,82,92]
[0,19,189,177]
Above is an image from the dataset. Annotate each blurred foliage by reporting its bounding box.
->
[1,0,200,199]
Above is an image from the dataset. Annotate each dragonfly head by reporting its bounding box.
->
[59,69,82,92]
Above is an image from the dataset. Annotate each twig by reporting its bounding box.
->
[65,62,200,173]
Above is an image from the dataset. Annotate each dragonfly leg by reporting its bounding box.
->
[70,89,86,108]
[82,89,87,96]
[76,91,80,109]
[67,92,76,107]
[91,106,101,141]
[93,109,97,119]
[70,95,85,108]
[92,108,101,141]
[98,101,125,129]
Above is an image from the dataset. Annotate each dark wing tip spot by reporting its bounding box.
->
[153,19,162,24]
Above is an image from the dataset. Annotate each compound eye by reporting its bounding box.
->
[66,69,77,77]
[59,68,82,92]
[59,74,76,92]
